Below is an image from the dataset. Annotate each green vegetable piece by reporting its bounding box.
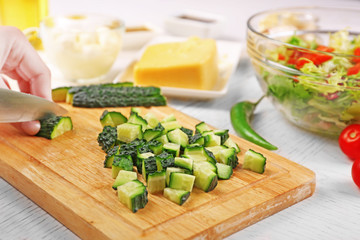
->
[142,156,158,182]
[213,129,229,145]
[117,179,148,213]
[195,121,211,134]
[117,123,143,143]
[70,85,167,108]
[174,157,193,172]
[223,138,241,153]
[147,139,163,155]
[36,115,73,139]
[156,151,175,170]
[167,128,189,148]
[161,114,176,123]
[112,154,133,178]
[112,170,137,190]
[216,163,233,180]
[104,145,120,168]
[163,188,190,205]
[242,149,267,174]
[128,111,148,130]
[218,147,239,169]
[100,110,127,127]
[180,127,193,139]
[165,167,185,186]
[163,142,181,157]
[193,166,218,192]
[230,97,278,150]
[143,123,164,141]
[169,172,195,192]
[144,112,160,128]
[97,125,118,152]
[52,87,70,102]
[147,170,166,194]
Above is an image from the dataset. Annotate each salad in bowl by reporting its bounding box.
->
[247,7,360,136]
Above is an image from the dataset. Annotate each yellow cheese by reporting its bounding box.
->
[133,37,218,90]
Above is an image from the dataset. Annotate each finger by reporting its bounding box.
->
[1,27,52,100]
[3,70,31,93]
[11,121,40,135]
[0,76,11,89]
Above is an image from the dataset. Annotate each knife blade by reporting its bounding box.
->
[0,88,68,123]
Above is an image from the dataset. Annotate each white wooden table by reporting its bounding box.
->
[1,0,360,239]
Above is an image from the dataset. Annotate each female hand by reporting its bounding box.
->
[0,26,51,135]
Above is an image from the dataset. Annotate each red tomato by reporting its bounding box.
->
[352,158,360,188]
[339,124,360,160]
[316,45,334,52]
[347,63,360,76]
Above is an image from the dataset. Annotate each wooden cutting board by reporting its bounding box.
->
[0,104,315,240]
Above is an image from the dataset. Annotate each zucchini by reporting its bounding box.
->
[155,134,169,144]
[117,179,148,213]
[128,112,148,130]
[112,170,137,190]
[169,172,195,192]
[180,127,193,139]
[161,114,176,123]
[144,112,160,128]
[136,152,154,174]
[97,125,118,152]
[189,133,206,146]
[203,131,221,147]
[223,138,241,153]
[183,145,216,164]
[142,156,159,182]
[104,145,120,168]
[117,123,143,143]
[112,154,133,178]
[163,142,180,157]
[193,165,218,192]
[36,115,73,139]
[69,85,167,108]
[52,87,70,102]
[174,157,193,172]
[205,145,228,160]
[195,121,211,134]
[163,188,190,205]
[147,170,166,194]
[165,167,186,186]
[156,151,175,169]
[143,123,164,141]
[146,139,163,155]
[218,148,239,169]
[216,163,233,180]
[213,129,229,145]
[100,110,127,127]
[167,128,189,148]
[162,120,182,133]
[242,149,266,174]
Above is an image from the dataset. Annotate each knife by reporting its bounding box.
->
[0,88,68,123]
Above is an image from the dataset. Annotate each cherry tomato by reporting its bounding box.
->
[339,124,360,160]
[352,158,360,188]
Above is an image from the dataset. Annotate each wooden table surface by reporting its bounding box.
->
[1,0,360,239]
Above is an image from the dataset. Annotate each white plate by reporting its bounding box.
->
[114,35,242,99]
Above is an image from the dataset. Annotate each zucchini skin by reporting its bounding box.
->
[36,115,73,139]
[97,126,118,152]
[69,85,167,108]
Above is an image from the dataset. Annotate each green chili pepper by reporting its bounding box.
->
[230,96,278,150]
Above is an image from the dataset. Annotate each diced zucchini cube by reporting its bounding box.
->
[117,123,143,143]
[174,157,193,172]
[112,170,137,190]
[163,142,181,157]
[167,128,189,148]
[243,149,266,174]
[147,170,166,194]
[117,180,148,213]
[165,167,186,186]
[169,173,195,192]
[216,163,233,180]
[163,188,190,205]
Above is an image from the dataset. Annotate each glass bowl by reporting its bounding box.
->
[247,6,360,136]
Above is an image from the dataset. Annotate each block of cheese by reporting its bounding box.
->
[133,37,219,90]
